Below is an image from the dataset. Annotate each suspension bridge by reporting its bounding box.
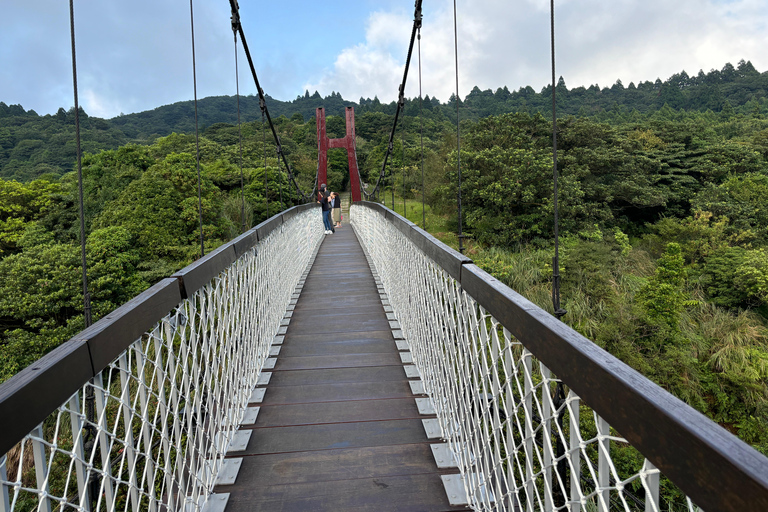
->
[2,1,768,511]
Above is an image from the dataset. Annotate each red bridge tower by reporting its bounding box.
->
[316,106,361,202]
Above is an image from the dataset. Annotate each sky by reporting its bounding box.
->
[2,0,767,119]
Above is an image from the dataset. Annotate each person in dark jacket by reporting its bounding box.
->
[318,183,333,234]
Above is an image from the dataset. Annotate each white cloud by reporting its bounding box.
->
[306,0,768,105]
[302,10,413,101]
[4,0,768,118]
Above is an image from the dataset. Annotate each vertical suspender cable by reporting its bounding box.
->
[262,107,268,216]
[402,122,406,216]
[550,0,565,319]
[391,141,395,210]
[233,27,245,233]
[550,2,569,503]
[418,28,425,229]
[68,0,90,330]
[189,0,204,257]
[363,0,421,203]
[69,3,97,506]
[452,0,464,253]
[277,146,284,210]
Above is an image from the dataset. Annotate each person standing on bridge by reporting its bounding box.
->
[318,183,333,234]
[331,191,342,228]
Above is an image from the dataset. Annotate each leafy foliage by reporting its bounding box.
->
[3,59,768,464]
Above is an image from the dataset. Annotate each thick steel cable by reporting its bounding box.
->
[391,149,395,209]
[550,3,569,505]
[68,0,91,330]
[233,30,245,233]
[360,0,422,200]
[262,108,268,215]
[418,28,425,229]
[550,0,565,319]
[228,0,312,203]
[402,122,406,216]
[68,3,97,507]
[277,146,284,210]
[190,0,204,257]
[452,0,464,253]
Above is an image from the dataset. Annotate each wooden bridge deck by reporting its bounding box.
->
[214,224,469,511]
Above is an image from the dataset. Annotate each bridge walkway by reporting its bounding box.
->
[214,225,468,511]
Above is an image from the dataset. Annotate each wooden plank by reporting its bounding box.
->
[293,295,382,311]
[218,226,466,512]
[255,398,421,427]
[268,366,406,387]
[286,316,390,335]
[273,353,402,370]
[222,472,468,512]
[220,444,454,488]
[239,419,429,455]
[259,381,413,406]
[278,338,395,357]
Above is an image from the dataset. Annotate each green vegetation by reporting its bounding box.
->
[2,61,768,469]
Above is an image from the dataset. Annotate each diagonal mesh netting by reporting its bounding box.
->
[351,203,702,512]
[1,208,323,512]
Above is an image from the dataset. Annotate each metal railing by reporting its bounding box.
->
[0,204,323,512]
[350,201,768,512]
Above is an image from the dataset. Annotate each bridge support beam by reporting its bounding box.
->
[316,106,361,202]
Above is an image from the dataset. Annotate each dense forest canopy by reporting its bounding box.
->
[2,61,768,467]
[2,60,767,181]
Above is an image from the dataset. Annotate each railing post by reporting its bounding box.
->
[117,353,141,512]
[569,393,582,512]
[503,327,517,511]
[153,330,177,512]
[644,460,660,512]
[523,349,535,511]
[31,426,52,512]
[93,373,116,509]
[0,454,9,512]
[135,340,159,512]
[597,414,611,512]
[541,364,554,511]
[68,393,92,512]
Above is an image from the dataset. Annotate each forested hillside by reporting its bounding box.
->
[2,60,766,180]
[1,60,768,459]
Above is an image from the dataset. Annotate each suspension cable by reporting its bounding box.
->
[550,0,566,319]
[402,120,406,216]
[277,146,284,210]
[418,27,425,229]
[68,0,91,329]
[360,0,422,200]
[69,2,97,505]
[452,0,464,254]
[391,141,395,209]
[229,0,312,203]
[262,105,268,215]
[232,16,245,233]
[190,0,204,257]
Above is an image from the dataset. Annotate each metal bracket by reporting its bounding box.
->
[250,387,266,403]
[201,493,230,512]
[430,443,458,469]
[241,406,260,426]
[422,418,442,439]
[226,430,251,453]
[415,397,435,415]
[409,380,426,395]
[403,365,420,379]
[440,475,469,506]
[257,372,272,386]
[215,458,243,486]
